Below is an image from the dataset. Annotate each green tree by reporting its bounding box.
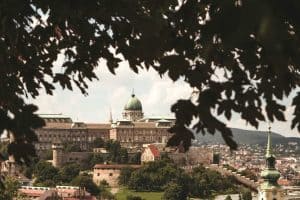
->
[128,160,186,191]
[225,195,233,200]
[3,0,300,166]
[240,169,258,182]
[98,181,115,200]
[190,166,236,198]
[119,148,129,164]
[0,142,8,160]
[119,167,134,185]
[163,182,187,200]
[59,163,80,183]
[64,143,82,152]
[0,177,21,200]
[33,161,60,186]
[241,189,252,200]
[105,140,128,163]
[92,138,105,148]
[71,175,100,196]
[129,152,141,164]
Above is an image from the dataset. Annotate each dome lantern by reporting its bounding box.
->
[122,92,144,121]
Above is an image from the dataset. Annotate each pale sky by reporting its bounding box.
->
[29,60,300,138]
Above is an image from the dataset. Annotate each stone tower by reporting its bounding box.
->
[52,141,64,168]
[122,92,144,121]
[258,128,284,200]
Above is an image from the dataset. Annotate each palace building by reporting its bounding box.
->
[34,92,174,152]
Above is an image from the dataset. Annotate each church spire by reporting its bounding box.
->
[109,107,113,123]
[260,125,280,185]
[266,125,272,157]
[258,126,283,200]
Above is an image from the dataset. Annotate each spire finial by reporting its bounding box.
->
[266,123,272,157]
[131,88,135,97]
[109,107,113,123]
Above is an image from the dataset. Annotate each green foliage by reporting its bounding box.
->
[91,153,104,164]
[64,143,82,152]
[3,0,300,167]
[98,181,115,200]
[119,167,135,185]
[239,169,258,181]
[189,166,237,198]
[59,163,80,183]
[33,161,81,186]
[105,140,128,164]
[0,177,21,200]
[225,195,233,200]
[0,142,8,160]
[223,164,237,172]
[92,138,105,148]
[241,189,252,200]
[129,152,141,164]
[128,160,187,192]
[127,195,144,200]
[43,149,53,160]
[33,161,60,186]
[21,156,39,179]
[163,182,187,200]
[71,175,100,196]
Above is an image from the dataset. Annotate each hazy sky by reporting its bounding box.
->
[29,60,300,138]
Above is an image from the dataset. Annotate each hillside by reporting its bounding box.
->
[194,128,300,145]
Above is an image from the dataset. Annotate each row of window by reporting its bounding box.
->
[97,173,113,177]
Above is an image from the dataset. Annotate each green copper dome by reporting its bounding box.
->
[124,94,142,111]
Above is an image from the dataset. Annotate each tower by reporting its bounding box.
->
[258,127,284,200]
[52,141,64,168]
[109,107,113,123]
[122,92,144,121]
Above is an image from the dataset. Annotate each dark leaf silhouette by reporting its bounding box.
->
[1,0,300,164]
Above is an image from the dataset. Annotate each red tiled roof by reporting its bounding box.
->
[94,164,141,169]
[278,178,291,186]
[19,189,45,197]
[148,144,160,158]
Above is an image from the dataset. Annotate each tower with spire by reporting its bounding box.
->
[258,127,284,200]
[109,107,113,124]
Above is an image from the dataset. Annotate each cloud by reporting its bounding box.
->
[30,60,192,123]
[28,59,300,137]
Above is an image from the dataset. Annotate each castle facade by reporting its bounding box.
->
[34,92,174,152]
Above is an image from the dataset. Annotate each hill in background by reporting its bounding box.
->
[194,128,300,145]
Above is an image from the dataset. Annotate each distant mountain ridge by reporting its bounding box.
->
[194,128,300,145]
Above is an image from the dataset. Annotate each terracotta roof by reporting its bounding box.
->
[19,189,46,197]
[94,164,141,169]
[278,178,291,186]
[148,144,160,158]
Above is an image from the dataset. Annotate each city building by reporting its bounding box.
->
[34,92,174,152]
[19,185,96,200]
[141,144,161,163]
[93,164,141,187]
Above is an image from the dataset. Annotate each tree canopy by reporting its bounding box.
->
[2,0,300,164]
